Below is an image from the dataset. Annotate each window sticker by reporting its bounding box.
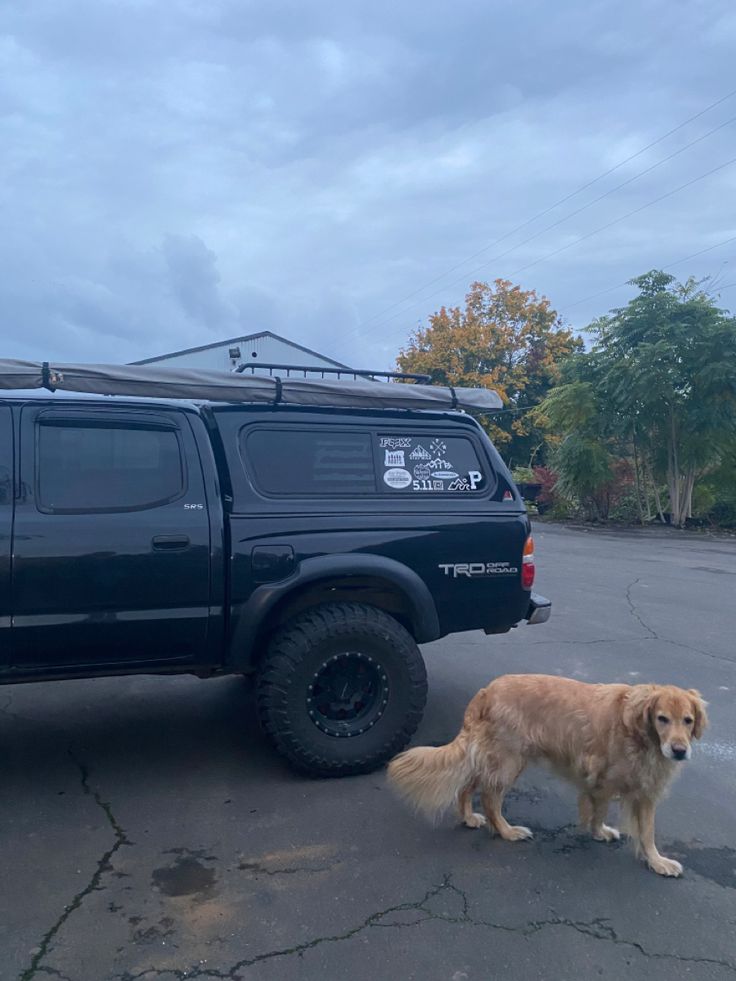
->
[378,435,486,493]
[384,449,405,467]
[409,444,431,461]
[427,460,459,478]
[383,467,412,489]
[379,437,411,449]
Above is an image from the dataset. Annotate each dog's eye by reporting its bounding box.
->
[657,715,670,724]
[684,717,693,726]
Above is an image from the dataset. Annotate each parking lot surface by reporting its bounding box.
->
[1,522,735,981]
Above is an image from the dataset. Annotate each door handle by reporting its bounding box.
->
[152,535,190,551]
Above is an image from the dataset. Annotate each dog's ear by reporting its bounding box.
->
[623,685,658,740]
[688,689,709,739]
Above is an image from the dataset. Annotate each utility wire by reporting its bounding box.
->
[351,86,736,334]
[362,155,736,341]
[502,157,736,281]
[363,116,735,338]
[559,234,736,314]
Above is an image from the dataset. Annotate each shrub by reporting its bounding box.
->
[511,466,536,484]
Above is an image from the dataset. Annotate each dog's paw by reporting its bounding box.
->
[648,855,683,877]
[463,812,487,829]
[593,824,621,843]
[504,825,534,842]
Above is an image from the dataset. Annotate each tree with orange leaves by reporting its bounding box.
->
[396,279,580,464]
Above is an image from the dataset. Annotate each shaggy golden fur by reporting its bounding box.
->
[388,674,707,877]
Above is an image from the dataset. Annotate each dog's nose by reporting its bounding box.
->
[672,746,687,761]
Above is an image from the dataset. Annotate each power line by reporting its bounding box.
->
[350,86,736,334]
[362,115,735,337]
[362,155,736,342]
[503,157,736,281]
[559,234,736,314]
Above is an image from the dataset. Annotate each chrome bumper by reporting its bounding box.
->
[526,593,552,625]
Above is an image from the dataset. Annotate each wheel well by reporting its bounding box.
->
[255,576,417,658]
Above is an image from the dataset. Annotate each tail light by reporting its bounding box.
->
[522,535,535,589]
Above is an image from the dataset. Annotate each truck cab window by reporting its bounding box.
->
[37,422,184,513]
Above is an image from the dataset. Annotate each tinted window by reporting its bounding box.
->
[377,434,488,494]
[38,422,184,512]
[245,429,376,495]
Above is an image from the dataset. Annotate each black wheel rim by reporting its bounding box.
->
[306,651,389,738]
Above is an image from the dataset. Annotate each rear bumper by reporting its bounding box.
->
[525,592,551,625]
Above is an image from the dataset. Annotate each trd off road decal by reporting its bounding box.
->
[438,562,519,577]
[378,435,485,493]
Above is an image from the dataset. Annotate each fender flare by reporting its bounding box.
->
[228,553,441,670]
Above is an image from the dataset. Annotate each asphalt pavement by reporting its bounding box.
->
[1,522,735,981]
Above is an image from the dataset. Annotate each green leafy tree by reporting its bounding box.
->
[537,272,736,527]
[531,365,618,520]
[597,272,736,526]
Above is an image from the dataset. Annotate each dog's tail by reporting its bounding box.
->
[387,732,476,820]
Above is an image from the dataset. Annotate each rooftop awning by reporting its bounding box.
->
[0,359,503,413]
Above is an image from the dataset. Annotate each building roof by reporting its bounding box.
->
[131,330,349,368]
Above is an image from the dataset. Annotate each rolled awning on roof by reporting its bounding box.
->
[0,359,503,413]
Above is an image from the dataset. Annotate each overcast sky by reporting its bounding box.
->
[2,0,735,370]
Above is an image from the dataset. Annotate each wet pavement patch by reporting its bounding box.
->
[152,856,217,898]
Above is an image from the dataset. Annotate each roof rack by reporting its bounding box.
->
[235,362,431,384]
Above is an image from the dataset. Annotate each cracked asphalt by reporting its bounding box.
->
[1,522,735,981]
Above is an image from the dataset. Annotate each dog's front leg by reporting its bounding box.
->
[588,793,619,842]
[632,798,682,877]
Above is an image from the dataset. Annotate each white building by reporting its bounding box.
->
[131,330,349,375]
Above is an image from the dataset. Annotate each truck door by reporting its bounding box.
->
[11,404,211,671]
[0,406,11,667]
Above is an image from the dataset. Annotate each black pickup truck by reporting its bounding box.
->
[0,361,550,776]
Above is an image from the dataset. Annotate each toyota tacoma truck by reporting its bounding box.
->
[0,360,550,776]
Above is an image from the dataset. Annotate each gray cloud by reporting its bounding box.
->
[161,234,232,328]
[1,0,735,369]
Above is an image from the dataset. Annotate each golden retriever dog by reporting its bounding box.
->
[388,675,707,877]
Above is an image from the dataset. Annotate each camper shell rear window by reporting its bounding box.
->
[241,426,492,498]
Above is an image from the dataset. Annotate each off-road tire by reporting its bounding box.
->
[256,603,427,777]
